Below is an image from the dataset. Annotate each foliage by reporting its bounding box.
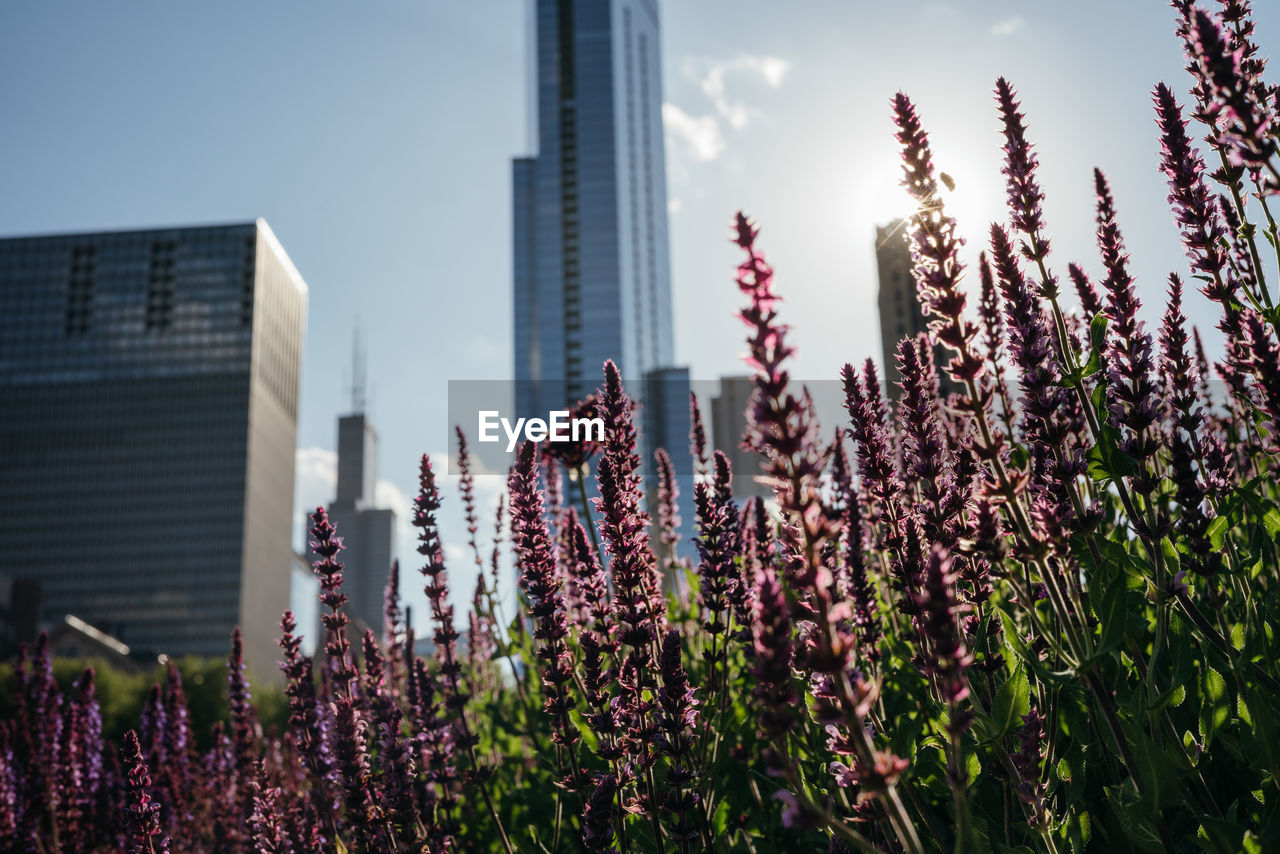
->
[4,2,1280,851]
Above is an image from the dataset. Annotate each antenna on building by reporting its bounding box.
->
[351,322,367,415]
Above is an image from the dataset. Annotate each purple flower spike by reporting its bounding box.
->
[978,252,1018,432]
[1242,311,1280,438]
[656,628,702,842]
[897,335,952,547]
[457,426,487,576]
[564,507,611,636]
[1095,170,1163,490]
[581,774,620,853]
[988,223,1081,537]
[1067,263,1103,320]
[916,547,973,715]
[694,450,739,652]
[121,729,170,854]
[1012,707,1049,828]
[413,455,469,714]
[595,360,661,649]
[0,726,17,843]
[362,631,418,840]
[509,441,582,762]
[995,78,1055,283]
[689,391,710,475]
[309,507,358,698]
[1181,6,1280,192]
[842,359,905,547]
[248,759,287,853]
[751,562,796,775]
[277,613,328,782]
[892,94,985,383]
[1154,82,1232,278]
[829,433,881,655]
[383,559,405,701]
[227,627,260,775]
[654,447,682,570]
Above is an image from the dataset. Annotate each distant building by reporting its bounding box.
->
[313,412,396,641]
[709,377,770,500]
[875,220,932,398]
[643,367,696,569]
[0,577,42,659]
[512,0,695,549]
[0,221,306,680]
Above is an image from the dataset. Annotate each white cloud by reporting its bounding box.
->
[293,446,338,549]
[374,477,413,521]
[662,103,725,162]
[751,55,790,88]
[668,198,683,214]
[687,54,790,129]
[990,16,1025,36]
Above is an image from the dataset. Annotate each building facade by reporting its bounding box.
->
[512,0,694,550]
[709,376,771,501]
[514,0,675,409]
[0,221,306,679]
[319,412,395,642]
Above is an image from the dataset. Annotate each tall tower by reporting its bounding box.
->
[0,221,306,679]
[875,220,953,398]
[513,0,694,555]
[319,333,396,641]
[514,0,676,410]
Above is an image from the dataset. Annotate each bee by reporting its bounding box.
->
[940,171,956,192]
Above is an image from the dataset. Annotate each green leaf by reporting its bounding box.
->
[1088,311,1109,364]
[1093,567,1130,658]
[1151,684,1186,712]
[966,749,982,783]
[1160,536,1181,576]
[1200,667,1230,747]
[712,797,731,835]
[1105,783,1164,852]
[1207,515,1230,552]
[1132,727,1180,810]
[989,665,1030,741]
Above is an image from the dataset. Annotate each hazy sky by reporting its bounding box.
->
[4,1,1275,637]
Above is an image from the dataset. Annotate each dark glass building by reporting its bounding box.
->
[513,0,695,556]
[0,220,306,679]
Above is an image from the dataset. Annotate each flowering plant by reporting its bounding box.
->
[4,2,1280,851]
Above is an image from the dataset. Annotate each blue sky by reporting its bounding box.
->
[3,1,1275,636]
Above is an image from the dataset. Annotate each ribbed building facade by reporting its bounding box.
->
[0,220,306,679]
[512,0,693,554]
[514,0,676,410]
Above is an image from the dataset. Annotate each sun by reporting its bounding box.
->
[854,144,1002,255]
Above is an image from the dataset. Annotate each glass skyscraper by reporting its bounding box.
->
[514,0,675,407]
[513,0,694,556]
[0,220,306,679]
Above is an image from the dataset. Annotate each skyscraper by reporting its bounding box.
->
[512,0,694,555]
[709,377,770,501]
[875,219,953,398]
[0,220,306,679]
[876,219,924,396]
[319,410,396,641]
